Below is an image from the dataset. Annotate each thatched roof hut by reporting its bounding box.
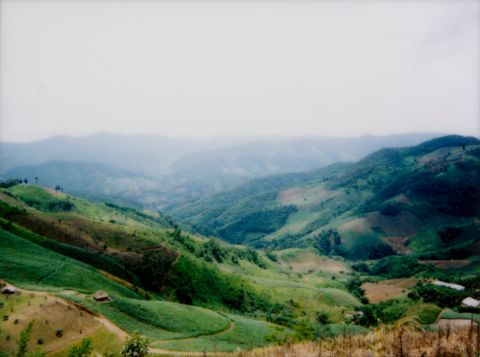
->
[1,287,16,295]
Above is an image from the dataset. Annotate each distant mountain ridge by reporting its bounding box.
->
[0,132,444,207]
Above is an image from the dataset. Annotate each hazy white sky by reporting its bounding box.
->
[1,0,479,142]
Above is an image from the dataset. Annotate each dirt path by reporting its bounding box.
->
[149,315,236,355]
[94,315,129,341]
[3,282,233,356]
[155,319,235,343]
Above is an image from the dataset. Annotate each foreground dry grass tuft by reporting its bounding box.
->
[229,319,480,357]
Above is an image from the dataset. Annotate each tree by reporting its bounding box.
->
[121,333,150,357]
[316,235,331,255]
[16,321,33,357]
[136,249,177,289]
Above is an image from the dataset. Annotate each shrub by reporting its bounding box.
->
[67,338,93,357]
[369,256,434,278]
[121,333,150,357]
[316,312,330,324]
[413,283,468,308]
[346,277,365,300]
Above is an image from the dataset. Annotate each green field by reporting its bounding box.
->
[152,313,287,352]
[439,309,480,323]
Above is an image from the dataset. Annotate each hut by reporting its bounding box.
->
[1,287,17,295]
[93,291,112,302]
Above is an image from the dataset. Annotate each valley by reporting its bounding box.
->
[0,135,479,355]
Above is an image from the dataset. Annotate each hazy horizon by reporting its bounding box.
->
[0,130,470,145]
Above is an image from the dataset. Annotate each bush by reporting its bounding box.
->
[407,304,441,324]
[346,277,365,300]
[413,283,468,308]
[67,338,93,357]
[121,333,150,357]
[316,312,330,324]
[355,300,412,326]
[367,242,395,260]
[370,256,434,278]
[0,179,23,188]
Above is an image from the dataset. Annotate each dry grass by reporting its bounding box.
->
[383,236,412,254]
[230,319,480,357]
[280,251,349,274]
[277,187,339,209]
[0,291,102,354]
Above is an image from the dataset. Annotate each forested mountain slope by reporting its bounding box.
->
[173,135,480,261]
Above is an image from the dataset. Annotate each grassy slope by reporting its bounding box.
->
[0,185,282,314]
[0,229,138,297]
[0,186,369,350]
[0,229,291,352]
[0,185,364,323]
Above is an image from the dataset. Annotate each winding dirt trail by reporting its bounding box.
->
[155,319,235,343]
[3,282,236,356]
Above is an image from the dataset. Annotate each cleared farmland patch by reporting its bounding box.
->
[277,186,339,209]
[278,250,349,274]
[0,288,122,356]
[362,278,418,303]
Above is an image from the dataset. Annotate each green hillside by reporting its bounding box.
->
[0,185,280,314]
[0,184,366,353]
[0,228,292,353]
[173,135,480,263]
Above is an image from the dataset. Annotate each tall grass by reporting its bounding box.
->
[199,319,480,357]
[258,323,477,357]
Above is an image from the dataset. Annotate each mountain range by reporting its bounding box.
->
[1,132,440,208]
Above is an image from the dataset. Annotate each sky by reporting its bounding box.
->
[0,0,479,142]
